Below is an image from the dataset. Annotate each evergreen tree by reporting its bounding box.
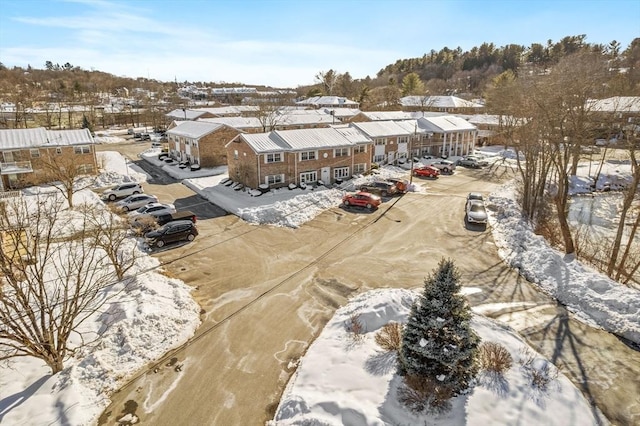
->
[399,258,479,396]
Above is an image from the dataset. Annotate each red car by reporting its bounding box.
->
[342,191,382,210]
[413,165,440,178]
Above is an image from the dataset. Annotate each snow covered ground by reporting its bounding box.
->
[268,289,607,426]
[1,146,637,425]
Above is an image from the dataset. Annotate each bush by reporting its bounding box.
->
[478,342,513,374]
[345,313,365,343]
[374,322,403,353]
[398,375,453,414]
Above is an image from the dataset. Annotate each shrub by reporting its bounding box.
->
[519,348,559,391]
[374,322,403,353]
[398,374,453,415]
[478,342,513,374]
[345,313,365,343]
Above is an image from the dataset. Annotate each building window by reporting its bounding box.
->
[374,154,385,163]
[266,153,282,163]
[334,147,349,157]
[2,151,14,162]
[266,174,284,185]
[354,163,366,173]
[334,167,349,179]
[300,151,316,161]
[234,150,238,160]
[76,164,94,174]
[74,145,90,154]
[398,136,408,144]
[56,147,62,154]
[30,149,40,158]
[374,138,387,146]
[353,145,366,154]
[300,171,317,183]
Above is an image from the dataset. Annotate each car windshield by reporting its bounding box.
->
[135,205,149,213]
[470,204,485,213]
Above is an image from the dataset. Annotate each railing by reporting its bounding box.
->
[0,190,22,199]
[0,161,33,174]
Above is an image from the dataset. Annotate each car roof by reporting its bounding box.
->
[166,219,195,226]
[468,192,483,198]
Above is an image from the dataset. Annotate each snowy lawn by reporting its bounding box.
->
[268,288,606,425]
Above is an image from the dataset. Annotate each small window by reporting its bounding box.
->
[334,148,349,157]
[398,136,408,144]
[300,171,317,183]
[266,153,282,163]
[374,138,386,146]
[333,167,349,179]
[234,150,238,160]
[300,151,316,161]
[56,147,62,154]
[374,155,385,163]
[30,149,40,158]
[353,145,366,154]
[266,174,284,185]
[74,145,90,154]
[354,163,366,173]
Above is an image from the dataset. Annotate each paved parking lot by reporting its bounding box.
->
[96,143,639,426]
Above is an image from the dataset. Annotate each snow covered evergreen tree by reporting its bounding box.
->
[399,258,480,398]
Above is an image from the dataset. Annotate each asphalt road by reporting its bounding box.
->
[96,143,639,426]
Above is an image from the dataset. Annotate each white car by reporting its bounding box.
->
[429,159,457,174]
[102,183,143,201]
[114,194,158,212]
[466,200,488,225]
[129,203,176,222]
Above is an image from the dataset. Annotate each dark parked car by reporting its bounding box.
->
[132,210,197,234]
[144,220,198,248]
[359,181,398,197]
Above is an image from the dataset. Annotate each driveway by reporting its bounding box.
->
[96,152,639,426]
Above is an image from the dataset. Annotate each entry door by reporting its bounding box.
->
[321,167,330,183]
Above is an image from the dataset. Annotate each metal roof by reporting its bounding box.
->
[400,95,484,108]
[417,116,477,132]
[241,127,370,153]
[199,116,263,129]
[296,96,359,107]
[167,121,224,138]
[166,109,209,120]
[350,121,413,137]
[0,128,94,149]
[587,96,640,113]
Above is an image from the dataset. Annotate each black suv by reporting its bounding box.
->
[144,220,198,248]
[359,181,398,197]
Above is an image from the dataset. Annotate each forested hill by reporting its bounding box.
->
[375,35,638,88]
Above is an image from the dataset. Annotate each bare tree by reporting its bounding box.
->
[38,151,96,209]
[0,194,135,373]
[315,69,338,96]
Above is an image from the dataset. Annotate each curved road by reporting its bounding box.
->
[97,143,639,426]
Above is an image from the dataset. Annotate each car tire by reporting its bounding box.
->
[366,203,372,210]
[443,168,450,173]
[344,200,350,206]
[133,191,140,195]
[109,194,116,201]
[123,206,130,212]
[156,240,165,248]
[187,233,195,242]
[381,191,388,197]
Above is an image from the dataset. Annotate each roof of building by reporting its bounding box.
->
[0,128,94,150]
[240,127,372,153]
[198,116,264,129]
[198,105,260,116]
[167,121,225,138]
[417,115,477,132]
[456,114,502,126]
[587,96,640,113]
[323,108,361,118]
[296,96,359,107]
[166,109,211,120]
[350,120,414,137]
[400,95,484,109]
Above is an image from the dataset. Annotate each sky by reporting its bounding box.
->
[1,145,636,424]
[1,0,639,88]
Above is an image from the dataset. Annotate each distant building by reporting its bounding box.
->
[166,121,239,168]
[400,96,484,114]
[296,96,359,109]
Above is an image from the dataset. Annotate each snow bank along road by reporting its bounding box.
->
[98,152,639,426]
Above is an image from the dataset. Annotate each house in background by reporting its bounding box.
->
[296,96,359,109]
[0,128,97,191]
[348,121,415,165]
[226,127,372,189]
[166,121,239,168]
[165,108,216,121]
[400,95,484,114]
[349,110,446,122]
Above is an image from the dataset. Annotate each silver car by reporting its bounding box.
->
[466,200,488,225]
[114,194,158,211]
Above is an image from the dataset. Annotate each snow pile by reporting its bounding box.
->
[270,289,605,425]
[488,182,640,344]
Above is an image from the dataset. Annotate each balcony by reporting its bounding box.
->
[0,161,33,175]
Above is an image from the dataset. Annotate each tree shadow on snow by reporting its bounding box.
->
[364,350,397,376]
